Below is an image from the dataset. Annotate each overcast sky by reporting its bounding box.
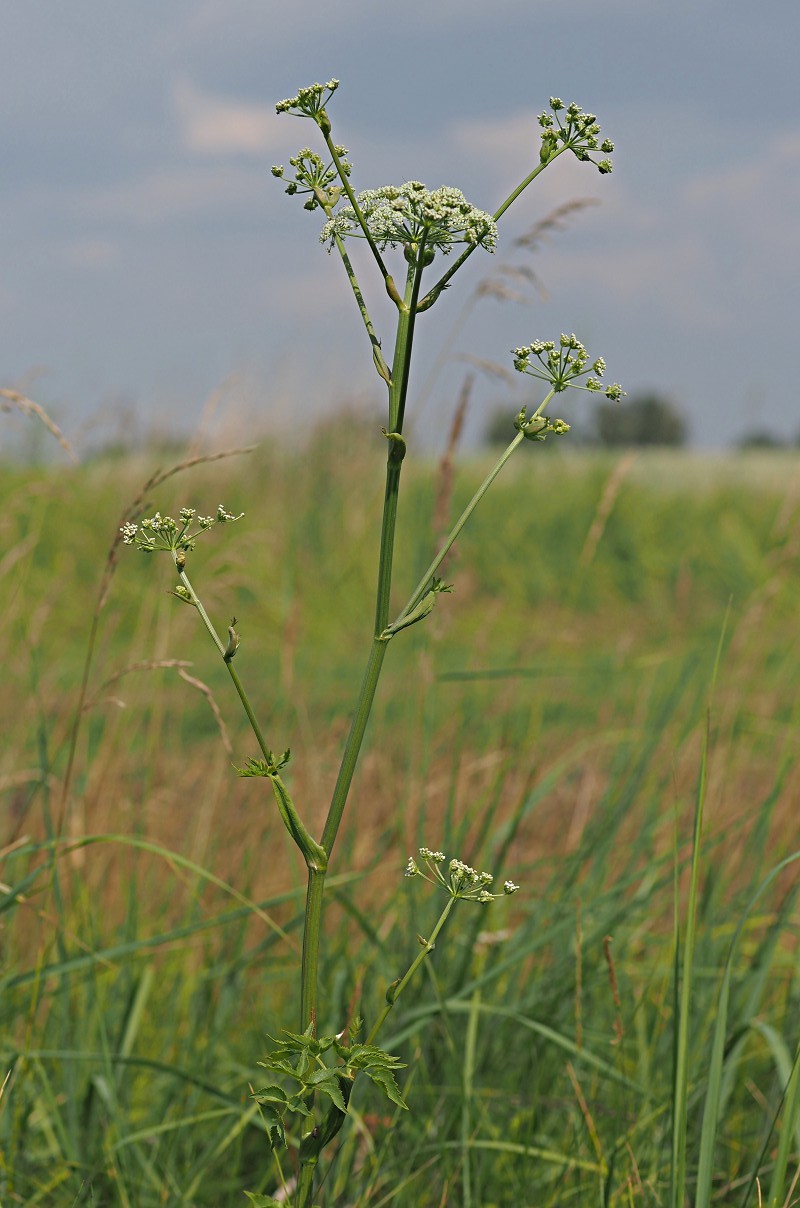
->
[2,0,799,453]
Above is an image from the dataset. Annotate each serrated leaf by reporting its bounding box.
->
[347,1044,406,1071]
[289,1094,312,1118]
[278,1025,320,1050]
[244,1193,283,1207]
[258,1057,303,1080]
[252,1083,290,1108]
[362,1065,408,1109]
[257,1104,287,1150]
[308,1068,348,1113]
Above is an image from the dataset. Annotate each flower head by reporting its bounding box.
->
[320,182,497,263]
[405,847,519,904]
[513,336,624,401]
[276,79,339,119]
[508,338,624,441]
[121,504,243,558]
[537,99,614,174]
[272,145,352,213]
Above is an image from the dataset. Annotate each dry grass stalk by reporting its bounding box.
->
[456,354,517,386]
[511,198,600,252]
[576,450,638,572]
[185,372,241,459]
[415,199,598,415]
[177,668,233,757]
[0,387,78,463]
[58,443,257,833]
[433,373,473,547]
[84,659,194,712]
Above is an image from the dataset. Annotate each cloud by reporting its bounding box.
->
[80,163,272,225]
[451,110,622,213]
[543,237,730,329]
[180,0,655,44]
[173,77,285,157]
[61,238,120,269]
[451,104,800,335]
[681,129,800,264]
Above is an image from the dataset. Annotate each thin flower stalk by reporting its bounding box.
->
[122,77,622,1208]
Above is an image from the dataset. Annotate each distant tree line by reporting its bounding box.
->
[483,392,690,449]
[484,391,797,450]
[593,393,687,447]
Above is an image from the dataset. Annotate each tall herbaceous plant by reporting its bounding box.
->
[121,80,622,1207]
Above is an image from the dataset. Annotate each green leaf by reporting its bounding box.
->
[361,1064,408,1109]
[347,1043,405,1071]
[257,1056,303,1080]
[236,749,291,778]
[309,1068,348,1113]
[244,1193,283,1207]
[256,1103,287,1151]
[385,580,452,638]
[277,1024,320,1049]
[252,1083,290,1108]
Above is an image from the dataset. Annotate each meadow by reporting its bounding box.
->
[2,432,800,1206]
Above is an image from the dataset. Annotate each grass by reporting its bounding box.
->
[2,434,800,1205]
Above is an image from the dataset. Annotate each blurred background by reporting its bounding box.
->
[6,7,800,1199]
[3,0,800,457]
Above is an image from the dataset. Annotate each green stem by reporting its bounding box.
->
[366,896,457,1047]
[301,868,326,1033]
[388,260,420,433]
[295,1158,316,1208]
[373,455,403,634]
[418,149,567,312]
[178,568,272,760]
[392,241,426,434]
[373,264,418,633]
[493,148,566,222]
[396,432,523,624]
[333,232,391,385]
[394,387,556,624]
[320,636,389,858]
[293,261,424,1208]
[300,267,422,1052]
[324,133,393,287]
[179,565,324,876]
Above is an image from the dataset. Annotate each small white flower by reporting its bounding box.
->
[320,182,497,260]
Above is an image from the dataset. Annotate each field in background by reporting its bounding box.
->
[2,432,800,1205]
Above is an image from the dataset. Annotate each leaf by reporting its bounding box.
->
[347,1043,406,1071]
[278,1025,320,1050]
[309,1068,348,1113]
[257,1056,303,1080]
[256,1103,287,1151]
[385,590,438,635]
[244,1194,284,1207]
[252,1083,290,1108]
[361,1064,408,1110]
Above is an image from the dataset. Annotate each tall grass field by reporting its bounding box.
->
[2,437,800,1205]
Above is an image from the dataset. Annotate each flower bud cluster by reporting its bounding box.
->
[319,182,497,262]
[513,335,624,400]
[271,146,351,213]
[276,79,340,120]
[513,408,571,442]
[236,750,292,778]
[405,847,519,904]
[538,98,614,174]
[121,504,243,555]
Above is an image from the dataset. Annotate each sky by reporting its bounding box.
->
[2,0,799,454]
